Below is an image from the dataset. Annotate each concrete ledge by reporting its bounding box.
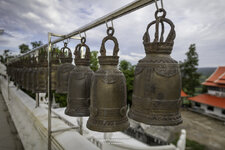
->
[0,77,99,150]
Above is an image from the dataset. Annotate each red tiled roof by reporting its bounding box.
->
[181,90,188,97]
[188,94,225,109]
[215,72,225,84]
[202,66,225,87]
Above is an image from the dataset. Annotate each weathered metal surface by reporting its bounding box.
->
[36,50,48,93]
[128,9,182,126]
[31,56,38,93]
[87,28,129,132]
[65,37,93,116]
[51,48,60,91]
[56,43,74,94]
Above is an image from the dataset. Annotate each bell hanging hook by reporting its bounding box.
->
[79,32,87,44]
[105,20,114,29]
[154,0,164,11]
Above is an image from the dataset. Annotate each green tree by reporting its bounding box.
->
[90,51,99,71]
[19,43,30,54]
[31,41,43,49]
[180,44,200,96]
[0,50,14,64]
[119,60,135,105]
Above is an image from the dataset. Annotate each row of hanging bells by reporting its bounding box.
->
[6,6,182,132]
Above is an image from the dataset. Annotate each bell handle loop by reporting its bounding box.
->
[100,28,119,57]
[60,42,72,57]
[155,8,166,19]
[74,43,91,59]
[143,16,175,43]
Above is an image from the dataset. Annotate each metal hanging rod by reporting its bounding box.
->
[8,0,156,64]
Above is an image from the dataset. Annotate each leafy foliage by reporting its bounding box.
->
[54,93,67,107]
[180,44,200,96]
[19,43,30,54]
[90,51,99,72]
[31,41,43,49]
[119,60,135,105]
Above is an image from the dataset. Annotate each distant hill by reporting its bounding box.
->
[197,67,217,77]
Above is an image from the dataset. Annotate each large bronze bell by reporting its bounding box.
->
[36,49,48,93]
[65,37,93,116]
[87,27,130,132]
[128,9,182,126]
[56,42,74,94]
[51,48,60,91]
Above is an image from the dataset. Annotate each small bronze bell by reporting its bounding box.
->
[22,57,29,90]
[56,42,74,94]
[128,9,182,126]
[31,56,38,93]
[51,48,60,91]
[19,59,25,87]
[65,37,93,116]
[27,56,33,91]
[87,27,130,132]
[36,49,48,93]
[15,61,20,85]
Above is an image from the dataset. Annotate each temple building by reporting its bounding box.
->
[188,66,225,119]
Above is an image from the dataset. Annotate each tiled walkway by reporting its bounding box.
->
[0,91,24,150]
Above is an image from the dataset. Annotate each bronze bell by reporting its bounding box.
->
[128,8,182,126]
[87,27,130,132]
[65,37,93,116]
[31,56,38,93]
[22,57,29,90]
[51,48,60,91]
[17,59,23,87]
[27,56,33,91]
[36,49,48,93]
[19,59,25,87]
[56,42,74,94]
[16,62,21,85]
[31,56,37,93]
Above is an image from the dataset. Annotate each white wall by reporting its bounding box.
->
[208,90,225,98]
[0,77,100,150]
[192,102,225,118]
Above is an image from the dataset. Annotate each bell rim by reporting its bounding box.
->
[86,120,130,132]
[64,109,90,117]
[128,110,183,126]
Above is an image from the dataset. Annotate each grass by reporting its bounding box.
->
[172,138,206,150]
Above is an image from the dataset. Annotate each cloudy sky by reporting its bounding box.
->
[0,0,225,67]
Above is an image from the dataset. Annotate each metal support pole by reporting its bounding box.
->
[35,93,39,108]
[7,0,156,64]
[47,33,52,150]
[79,117,83,135]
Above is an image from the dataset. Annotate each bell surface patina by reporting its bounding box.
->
[26,56,34,91]
[22,57,29,90]
[51,48,60,91]
[128,9,182,126]
[31,56,38,93]
[36,49,48,93]
[65,37,93,116]
[56,42,74,94]
[87,27,130,132]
